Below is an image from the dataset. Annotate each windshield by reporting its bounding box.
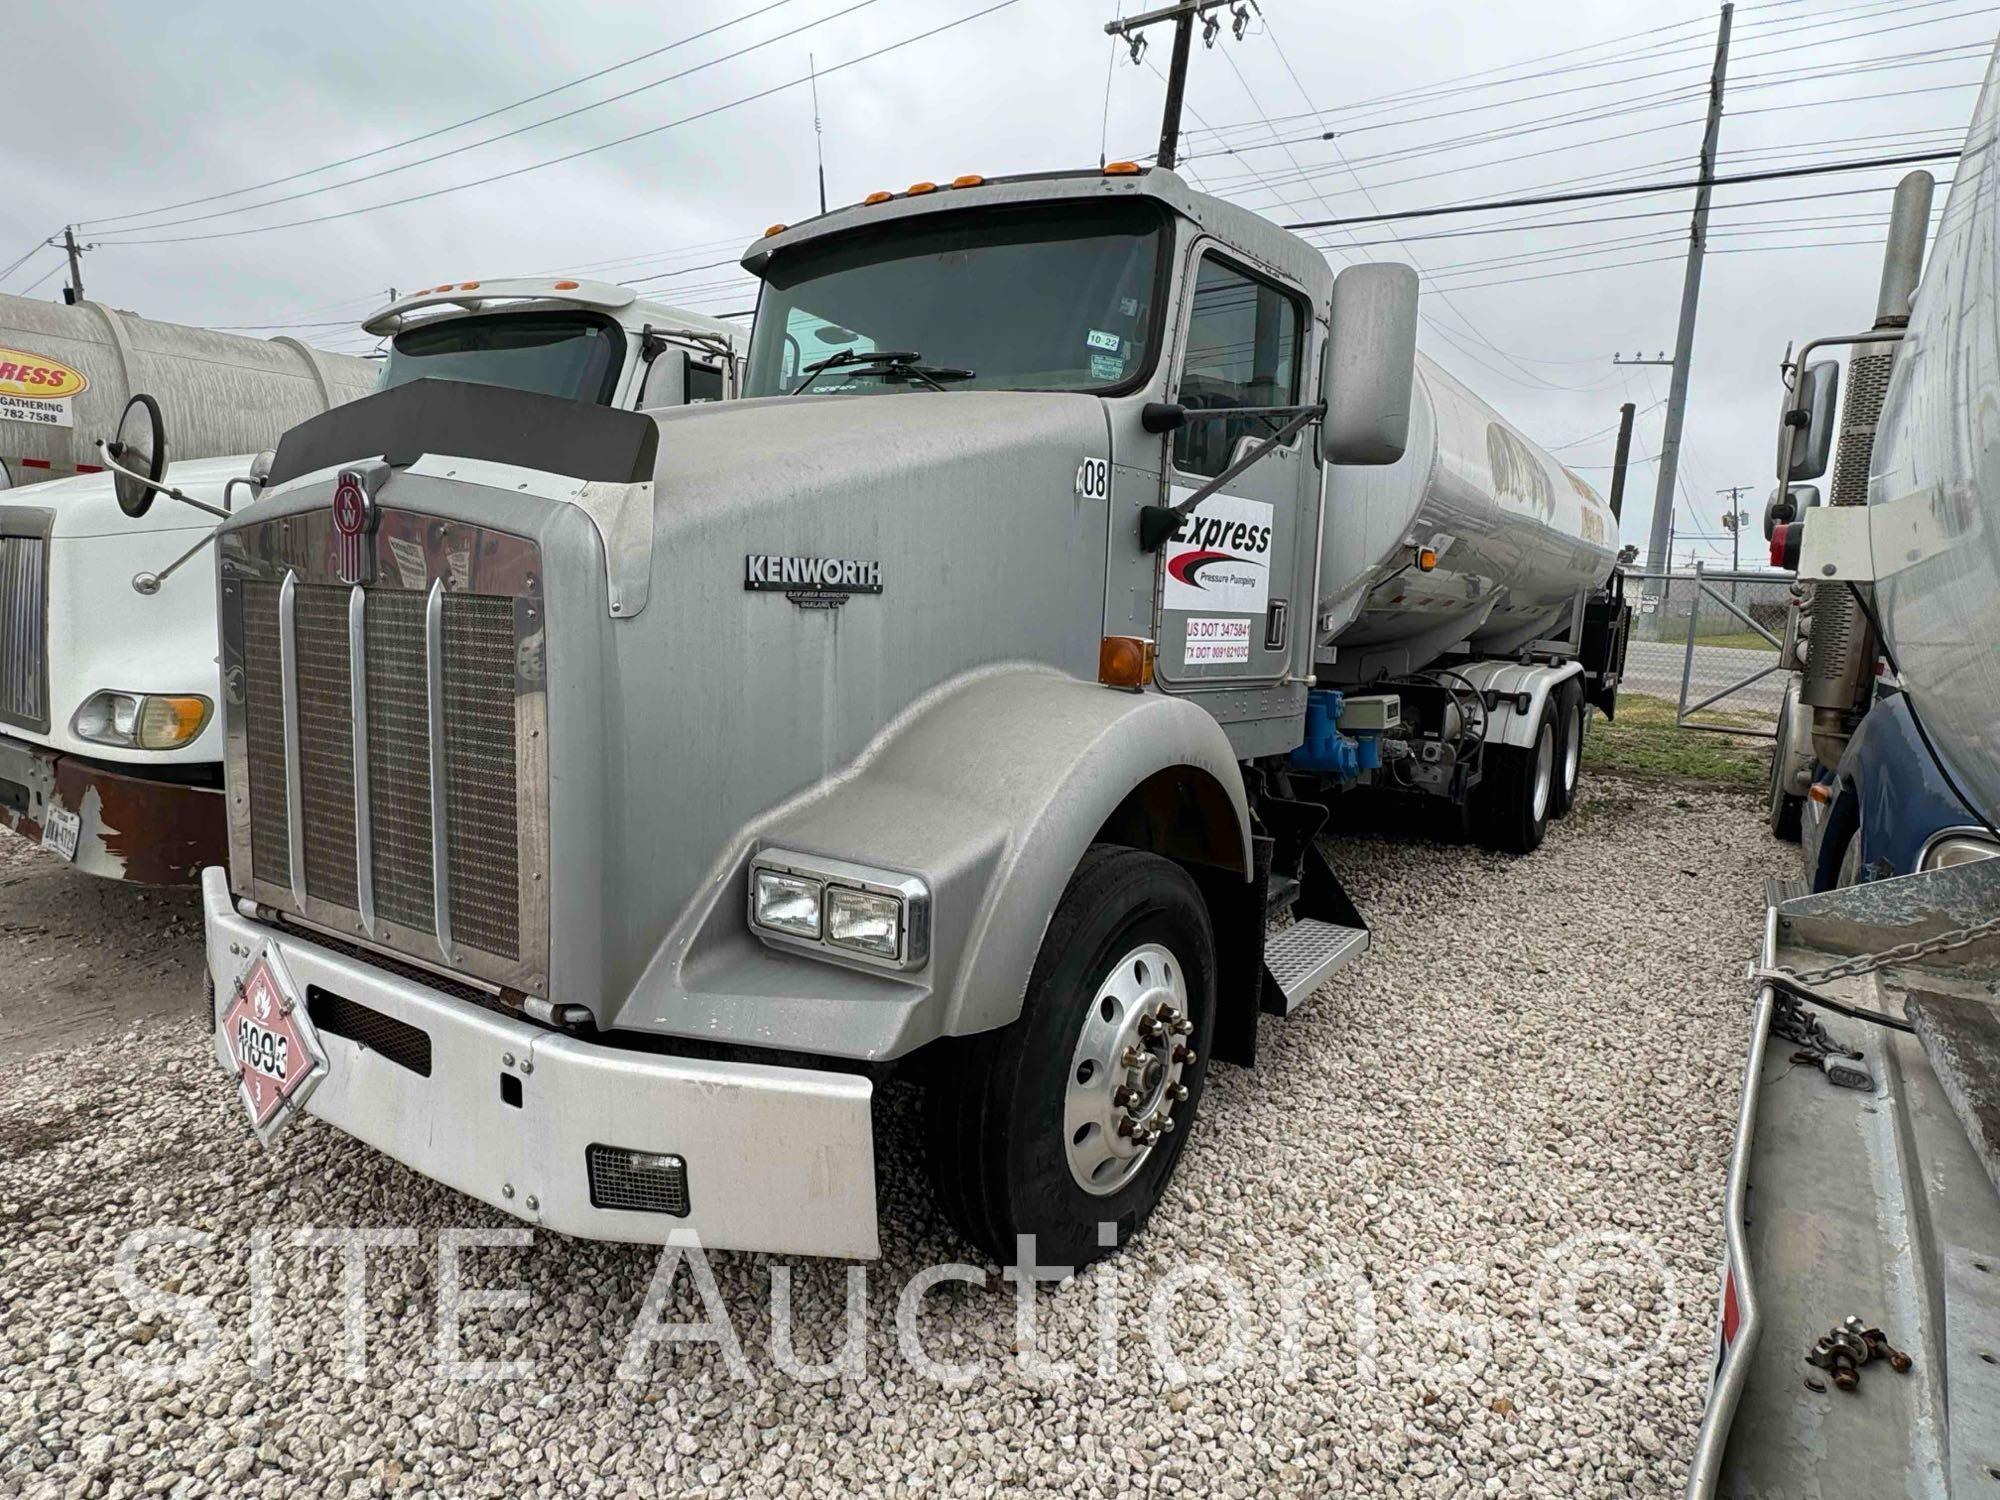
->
[377,310,625,404]
[744,200,1165,398]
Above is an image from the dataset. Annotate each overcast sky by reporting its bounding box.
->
[7,0,1993,563]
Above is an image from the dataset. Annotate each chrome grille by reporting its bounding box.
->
[0,512,52,733]
[222,505,546,991]
[363,591,437,937]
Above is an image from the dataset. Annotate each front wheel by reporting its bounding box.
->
[922,845,1217,1270]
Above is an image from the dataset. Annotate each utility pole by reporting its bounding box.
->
[62,226,86,304]
[1105,1,1236,171]
[1644,3,1734,578]
[1606,401,1637,524]
[1717,483,1751,604]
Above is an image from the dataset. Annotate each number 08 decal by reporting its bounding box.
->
[1074,457,1111,502]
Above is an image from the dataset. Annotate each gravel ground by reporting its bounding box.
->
[0,778,1789,1499]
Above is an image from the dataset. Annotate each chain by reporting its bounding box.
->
[1773,913,2000,987]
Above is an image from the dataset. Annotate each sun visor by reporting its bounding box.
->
[266,377,659,489]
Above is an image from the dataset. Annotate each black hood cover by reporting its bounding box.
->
[267,377,658,489]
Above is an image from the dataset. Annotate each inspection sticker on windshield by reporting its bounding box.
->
[1183,616,1252,666]
[1161,489,1274,615]
[1090,353,1125,381]
[1086,329,1121,353]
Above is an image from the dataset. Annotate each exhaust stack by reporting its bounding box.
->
[1803,171,1934,764]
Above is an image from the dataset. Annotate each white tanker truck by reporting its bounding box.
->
[189,165,1628,1266]
[2,282,741,882]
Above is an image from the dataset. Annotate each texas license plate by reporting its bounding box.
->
[219,948,325,1145]
[39,807,79,861]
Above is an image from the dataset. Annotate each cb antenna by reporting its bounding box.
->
[810,53,827,215]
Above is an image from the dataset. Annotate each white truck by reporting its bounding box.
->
[185,165,1629,1266]
[1687,40,2000,1497]
[4,281,742,882]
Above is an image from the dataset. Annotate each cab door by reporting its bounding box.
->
[1152,249,1314,709]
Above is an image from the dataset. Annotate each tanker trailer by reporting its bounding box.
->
[1291,353,1624,852]
[0,292,375,488]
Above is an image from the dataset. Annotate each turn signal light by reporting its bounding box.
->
[864,191,893,205]
[951,174,985,188]
[1771,522,1802,570]
[1417,546,1438,571]
[1808,783,1833,805]
[1099,636,1155,688]
[1104,160,1141,175]
[907,181,938,195]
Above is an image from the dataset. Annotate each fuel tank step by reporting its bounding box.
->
[1263,918,1370,1015]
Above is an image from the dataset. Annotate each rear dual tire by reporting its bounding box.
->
[922,845,1217,1272]
[1475,696,1558,855]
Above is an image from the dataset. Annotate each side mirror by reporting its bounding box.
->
[110,393,168,518]
[1320,262,1419,466]
[249,448,276,488]
[1763,483,1819,540]
[640,349,691,409]
[1779,359,1838,483]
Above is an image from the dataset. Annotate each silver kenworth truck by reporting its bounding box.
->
[185,166,1627,1265]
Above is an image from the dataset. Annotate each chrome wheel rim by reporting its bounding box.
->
[1064,942,1193,1196]
[1532,721,1555,824]
[1563,703,1584,793]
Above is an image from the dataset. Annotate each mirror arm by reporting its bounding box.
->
[93,441,229,520]
[1138,401,1326,552]
[131,526,220,596]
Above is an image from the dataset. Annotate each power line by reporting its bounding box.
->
[91,0,888,240]
[78,0,811,230]
[91,2,1022,248]
[1279,148,1964,231]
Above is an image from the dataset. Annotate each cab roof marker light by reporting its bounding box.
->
[553,280,580,290]
[951,174,984,188]
[764,223,788,237]
[1104,161,1141,175]
[457,281,481,291]
[907,182,938,196]
[863,191,893,205]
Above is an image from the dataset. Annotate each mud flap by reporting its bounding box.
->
[1189,837,1272,1068]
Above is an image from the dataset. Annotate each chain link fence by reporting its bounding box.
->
[1621,566,1798,733]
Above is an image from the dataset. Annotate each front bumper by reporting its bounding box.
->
[201,869,881,1258]
[0,731,223,884]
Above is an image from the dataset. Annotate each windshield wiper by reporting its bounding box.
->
[789,347,975,395]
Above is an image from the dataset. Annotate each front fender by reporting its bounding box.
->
[620,665,1251,1062]
[1823,691,1974,883]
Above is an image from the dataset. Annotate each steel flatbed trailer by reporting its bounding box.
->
[1687,856,2000,1496]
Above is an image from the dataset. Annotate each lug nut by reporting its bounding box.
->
[1122,1046,1145,1068]
[1169,1082,1190,1102]
[1173,1045,1198,1065]
[1137,1015,1164,1041]
[1171,1015,1193,1035]
[1154,1114,1175,1135]
[1113,1084,1139,1108]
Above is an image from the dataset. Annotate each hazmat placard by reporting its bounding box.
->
[1183,615,1252,665]
[0,347,87,428]
[1161,488,1274,615]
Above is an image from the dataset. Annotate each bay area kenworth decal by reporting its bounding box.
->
[1161,489,1274,615]
[745,553,883,609]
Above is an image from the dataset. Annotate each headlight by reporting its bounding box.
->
[748,850,929,970]
[751,869,822,939]
[1920,832,2000,871]
[71,691,212,750]
[827,886,903,960]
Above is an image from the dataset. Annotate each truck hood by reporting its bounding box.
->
[26,453,251,540]
[217,387,1118,1024]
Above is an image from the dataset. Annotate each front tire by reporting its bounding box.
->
[1767,696,1804,843]
[1475,698,1557,855]
[922,845,1217,1271]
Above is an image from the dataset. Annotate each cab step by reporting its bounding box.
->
[1262,918,1370,1014]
